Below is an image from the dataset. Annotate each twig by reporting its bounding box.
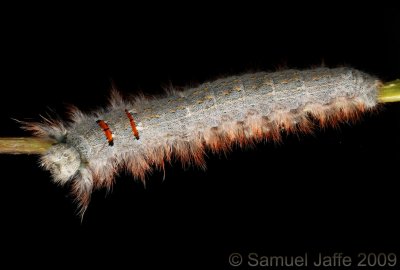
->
[378,79,400,103]
[0,137,55,154]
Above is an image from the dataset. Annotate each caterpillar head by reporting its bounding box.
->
[41,143,81,185]
[23,115,95,216]
[41,142,93,217]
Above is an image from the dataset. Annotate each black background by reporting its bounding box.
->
[1,4,399,268]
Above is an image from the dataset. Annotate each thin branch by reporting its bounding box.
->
[0,137,55,155]
[378,79,400,103]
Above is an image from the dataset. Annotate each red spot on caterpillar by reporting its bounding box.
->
[96,120,114,146]
[125,109,140,140]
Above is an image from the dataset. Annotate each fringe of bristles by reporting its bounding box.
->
[24,90,378,216]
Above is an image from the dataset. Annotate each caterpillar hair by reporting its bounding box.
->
[22,67,385,216]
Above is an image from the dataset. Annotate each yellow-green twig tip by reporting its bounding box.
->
[0,137,55,155]
[378,79,400,103]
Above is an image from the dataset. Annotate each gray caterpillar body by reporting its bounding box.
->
[27,67,380,215]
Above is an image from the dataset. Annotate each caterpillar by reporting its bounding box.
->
[24,67,381,215]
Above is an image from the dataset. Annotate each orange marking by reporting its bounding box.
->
[96,120,114,146]
[125,109,140,140]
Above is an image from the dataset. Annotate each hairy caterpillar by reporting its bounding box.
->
[25,67,380,215]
